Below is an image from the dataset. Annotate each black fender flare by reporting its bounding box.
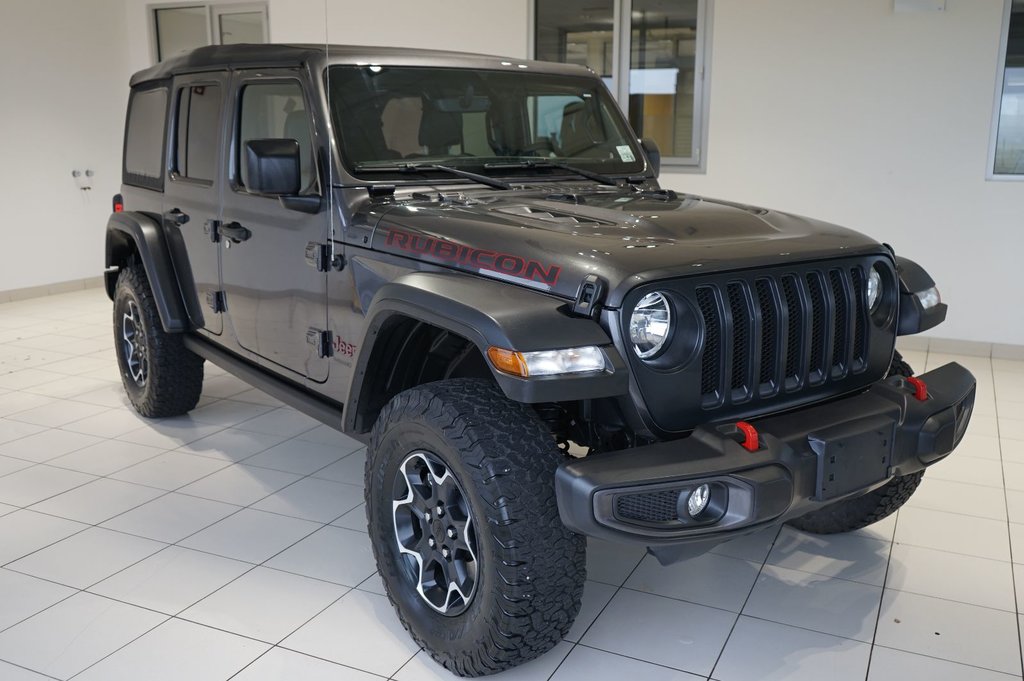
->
[344,272,629,431]
[105,211,191,333]
[895,255,947,335]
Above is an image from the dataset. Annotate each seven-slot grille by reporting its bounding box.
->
[695,265,870,408]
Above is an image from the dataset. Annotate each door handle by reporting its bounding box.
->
[219,222,252,244]
[165,208,190,226]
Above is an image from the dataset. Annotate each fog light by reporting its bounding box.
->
[687,484,710,518]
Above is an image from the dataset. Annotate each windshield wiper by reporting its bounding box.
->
[483,159,622,187]
[354,162,511,190]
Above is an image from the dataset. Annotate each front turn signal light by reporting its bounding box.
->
[487,346,608,378]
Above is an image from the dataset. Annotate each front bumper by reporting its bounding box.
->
[555,362,976,564]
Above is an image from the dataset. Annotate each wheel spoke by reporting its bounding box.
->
[121,302,147,386]
[390,450,479,616]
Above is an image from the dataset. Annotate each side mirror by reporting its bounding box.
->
[640,137,661,177]
[244,139,301,196]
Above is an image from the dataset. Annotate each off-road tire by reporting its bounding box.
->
[788,351,923,535]
[365,378,586,677]
[113,259,204,417]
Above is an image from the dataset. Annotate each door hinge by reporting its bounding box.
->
[206,290,226,313]
[305,242,345,272]
[204,219,221,243]
[307,328,334,359]
[571,274,607,319]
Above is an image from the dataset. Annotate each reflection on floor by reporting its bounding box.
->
[0,288,1020,680]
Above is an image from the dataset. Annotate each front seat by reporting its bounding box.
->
[559,101,602,157]
[418,106,462,157]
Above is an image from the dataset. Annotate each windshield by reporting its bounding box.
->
[326,65,646,182]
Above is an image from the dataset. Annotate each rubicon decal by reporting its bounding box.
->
[385,228,561,287]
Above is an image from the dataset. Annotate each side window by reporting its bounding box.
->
[174,84,222,183]
[238,82,316,192]
[124,87,168,190]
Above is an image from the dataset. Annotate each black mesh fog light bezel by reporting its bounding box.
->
[594,477,755,537]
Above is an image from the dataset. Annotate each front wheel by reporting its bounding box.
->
[365,378,585,677]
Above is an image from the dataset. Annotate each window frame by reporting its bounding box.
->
[530,0,713,171]
[170,81,224,187]
[229,74,321,198]
[988,0,1024,181]
[148,1,269,64]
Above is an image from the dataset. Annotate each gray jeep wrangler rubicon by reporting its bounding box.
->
[106,44,976,676]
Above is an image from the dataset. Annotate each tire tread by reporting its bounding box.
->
[367,378,585,677]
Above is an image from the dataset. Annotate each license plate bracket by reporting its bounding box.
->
[808,415,895,502]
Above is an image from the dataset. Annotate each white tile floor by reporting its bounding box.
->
[0,288,1021,681]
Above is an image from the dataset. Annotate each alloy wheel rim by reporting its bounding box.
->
[391,450,479,616]
[121,300,148,387]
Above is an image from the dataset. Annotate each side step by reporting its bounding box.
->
[182,335,354,438]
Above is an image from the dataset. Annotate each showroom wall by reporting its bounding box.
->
[1,0,1020,346]
[663,0,1023,346]
[0,0,131,296]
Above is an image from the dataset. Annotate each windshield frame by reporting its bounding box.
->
[324,64,652,187]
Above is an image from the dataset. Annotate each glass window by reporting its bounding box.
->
[994,0,1024,176]
[534,0,708,166]
[174,84,221,182]
[238,82,316,192]
[535,0,615,91]
[152,3,267,62]
[629,0,700,160]
[326,65,645,182]
[124,87,168,189]
[154,6,208,61]
[216,10,266,45]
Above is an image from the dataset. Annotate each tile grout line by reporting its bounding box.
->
[706,525,784,680]
[992,355,1024,678]
[33,450,370,680]
[541,551,650,681]
[862,507,899,681]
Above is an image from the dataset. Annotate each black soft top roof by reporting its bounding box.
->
[130,43,591,87]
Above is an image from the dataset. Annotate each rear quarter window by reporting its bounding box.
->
[124,86,168,190]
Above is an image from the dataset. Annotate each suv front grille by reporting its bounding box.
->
[620,255,895,434]
[694,266,870,408]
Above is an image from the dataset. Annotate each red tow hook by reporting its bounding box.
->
[735,421,760,452]
[906,376,928,401]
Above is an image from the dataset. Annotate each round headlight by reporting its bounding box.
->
[866,266,883,312]
[629,292,672,359]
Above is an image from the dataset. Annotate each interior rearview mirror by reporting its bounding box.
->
[640,138,661,178]
[244,139,301,196]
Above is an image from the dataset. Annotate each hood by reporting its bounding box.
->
[369,187,886,308]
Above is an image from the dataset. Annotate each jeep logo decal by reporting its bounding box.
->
[385,228,561,287]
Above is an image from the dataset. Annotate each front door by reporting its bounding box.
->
[162,72,229,335]
[219,69,329,382]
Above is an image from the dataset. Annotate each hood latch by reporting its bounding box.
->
[572,274,607,319]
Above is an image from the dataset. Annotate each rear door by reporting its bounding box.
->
[219,69,330,382]
[163,73,229,335]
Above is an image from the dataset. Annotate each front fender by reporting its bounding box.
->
[345,272,629,429]
[105,211,192,333]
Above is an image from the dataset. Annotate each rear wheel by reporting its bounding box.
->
[365,378,585,677]
[113,259,204,417]
[788,351,924,535]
